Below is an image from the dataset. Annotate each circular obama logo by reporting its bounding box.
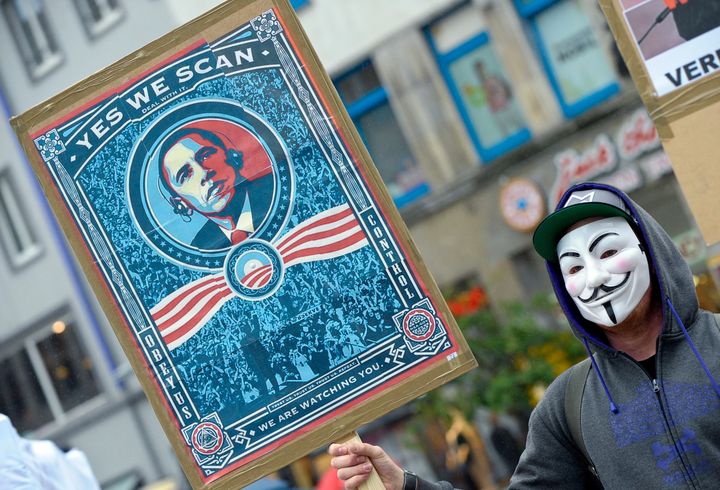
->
[127,98,294,271]
[224,239,284,301]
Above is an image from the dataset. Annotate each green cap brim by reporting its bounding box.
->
[532,203,633,262]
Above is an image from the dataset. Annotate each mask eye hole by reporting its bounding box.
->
[569,265,583,275]
[600,249,618,259]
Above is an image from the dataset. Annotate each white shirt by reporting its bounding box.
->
[218,192,255,242]
[0,415,100,490]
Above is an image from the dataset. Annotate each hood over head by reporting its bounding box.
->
[533,182,698,351]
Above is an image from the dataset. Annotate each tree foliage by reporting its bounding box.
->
[416,296,587,422]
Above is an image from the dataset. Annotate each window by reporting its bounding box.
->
[0,349,54,432]
[426,4,532,162]
[0,316,102,433]
[334,61,430,209]
[0,168,42,269]
[2,0,63,80]
[73,0,123,38]
[514,0,558,17]
[519,0,620,117]
[290,0,310,10]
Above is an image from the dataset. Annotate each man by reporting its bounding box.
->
[329,182,720,489]
[158,125,274,249]
[473,60,521,139]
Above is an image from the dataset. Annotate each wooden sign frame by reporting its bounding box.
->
[10,0,476,488]
[598,0,720,243]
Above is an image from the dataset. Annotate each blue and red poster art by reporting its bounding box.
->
[25,8,469,485]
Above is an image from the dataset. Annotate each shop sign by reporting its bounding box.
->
[499,178,546,233]
[616,109,661,160]
[548,109,669,208]
[549,134,618,207]
[598,166,643,194]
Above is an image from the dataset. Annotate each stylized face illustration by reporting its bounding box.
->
[557,216,650,327]
[161,133,237,215]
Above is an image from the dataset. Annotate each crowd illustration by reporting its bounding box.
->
[80,68,410,418]
[174,250,403,415]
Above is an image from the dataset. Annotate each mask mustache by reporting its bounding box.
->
[578,272,630,304]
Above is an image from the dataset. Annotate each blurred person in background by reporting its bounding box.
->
[487,412,522,485]
[329,182,720,489]
[0,413,100,489]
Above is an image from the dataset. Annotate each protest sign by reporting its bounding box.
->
[599,0,720,243]
[10,1,476,488]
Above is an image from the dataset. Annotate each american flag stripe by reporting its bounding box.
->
[277,212,356,254]
[240,207,360,289]
[162,288,235,347]
[249,231,366,289]
[153,277,228,332]
[153,204,369,350]
[249,236,367,289]
[284,230,368,267]
[242,221,364,289]
[283,222,362,253]
[156,284,232,335]
[251,269,274,288]
[151,274,226,320]
[278,216,359,255]
[241,264,272,287]
[275,205,353,250]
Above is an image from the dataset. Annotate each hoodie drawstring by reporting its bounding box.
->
[666,298,720,398]
[581,336,619,414]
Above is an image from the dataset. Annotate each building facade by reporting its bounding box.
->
[293,0,719,313]
[0,0,197,486]
[1,0,718,488]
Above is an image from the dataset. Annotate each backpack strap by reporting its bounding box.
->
[564,357,600,480]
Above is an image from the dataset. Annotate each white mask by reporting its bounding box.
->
[557,217,650,327]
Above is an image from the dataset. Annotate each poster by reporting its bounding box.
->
[450,42,527,150]
[600,0,720,243]
[12,1,476,488]
[620,0,720,96]
[533,0,618,108]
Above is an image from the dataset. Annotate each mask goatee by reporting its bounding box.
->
[603,303,617,324]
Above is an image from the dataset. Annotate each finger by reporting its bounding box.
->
[328,443,348,456]
[344,472,372,490]
[331,453,369,469]
[337,463,372,482]
[346,442,386,460]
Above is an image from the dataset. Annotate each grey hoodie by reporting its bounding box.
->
[409,182,720,490]
[509,182,720,489]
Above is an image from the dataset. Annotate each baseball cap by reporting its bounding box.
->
[532,188,634,262]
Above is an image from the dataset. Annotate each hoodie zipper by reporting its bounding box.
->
[622,353,698,489]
